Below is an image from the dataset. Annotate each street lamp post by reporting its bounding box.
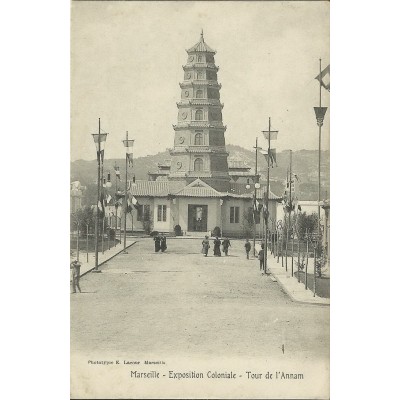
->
[91,118,108,272]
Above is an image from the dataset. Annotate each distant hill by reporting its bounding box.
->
[71,145,329,205]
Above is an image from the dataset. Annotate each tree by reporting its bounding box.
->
[241,207,254,239]
[294,212,318,241]
[70,206,95,236]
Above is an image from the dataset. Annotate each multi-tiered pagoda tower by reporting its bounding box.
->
[168,31,230,192]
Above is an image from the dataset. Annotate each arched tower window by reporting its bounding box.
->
[195,90,203,98]
[194,158,203,171]
[194,132,203,145]
[197,55,203,62]
[195,109,203,120]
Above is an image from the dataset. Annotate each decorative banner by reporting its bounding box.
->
[260,149,277,167]
[261,130,278,141]
[123,139,135,167]
[315,64,330,91]
[314,106,328,127]
[114,165,121,180]
[131,195,140,210]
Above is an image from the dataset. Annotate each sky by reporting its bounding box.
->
[71,1,329,161]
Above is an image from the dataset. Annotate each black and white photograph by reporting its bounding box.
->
[70,1,330,398]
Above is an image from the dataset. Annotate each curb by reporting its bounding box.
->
[270,271,330,307]
[80,241,137,278]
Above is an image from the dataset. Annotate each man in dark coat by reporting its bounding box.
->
[222,237,231,256]
[70,260,82,294]
[244,239,251,259]
[213,237,221,256]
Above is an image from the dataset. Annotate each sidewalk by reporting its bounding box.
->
[267,253,330,306]
[71,238,137,277]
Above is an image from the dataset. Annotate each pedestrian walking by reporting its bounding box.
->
[154,235,161,252]
[222,237,231,256]
[160,234,167,252]
[244,239,251,259]
[258,243,265,272]
[70,260,82,294]
[213,236,221,256]
[202,235,210,257]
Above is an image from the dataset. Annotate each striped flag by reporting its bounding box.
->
[315,64,330,91]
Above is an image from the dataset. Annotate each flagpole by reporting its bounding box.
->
[123,131,128,253]
[94,118,101,271]
[318,58,322,230]
[264,117,271,275]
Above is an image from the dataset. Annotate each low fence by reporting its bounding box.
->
[266,235,330,299]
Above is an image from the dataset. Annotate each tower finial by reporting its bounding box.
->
[200,29,204,41]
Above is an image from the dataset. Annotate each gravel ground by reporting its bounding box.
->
[71,238,329,361]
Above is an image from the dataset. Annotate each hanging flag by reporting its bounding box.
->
[261,130,278,141]
[127,153,134,166]
[114,165,121,180]
[131,195,140,210]
[260,149,278,167]
[98,192,105,217]
[123,138,135,167]
[126,197,133,214]
[262,204,269,221]
[269,148,277,167]
[315,64,330,91]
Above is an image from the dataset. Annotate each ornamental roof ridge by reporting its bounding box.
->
[186,31,216,54]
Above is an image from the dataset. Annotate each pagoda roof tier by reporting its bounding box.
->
[177,100,223,107]
[180,81,221,89]
[182,63,219,71]
[173,122,227,130]
[186,31,216,54]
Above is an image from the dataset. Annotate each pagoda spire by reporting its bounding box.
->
[200,29,204,41]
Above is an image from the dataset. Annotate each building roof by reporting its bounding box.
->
[130,181,170,197]
[186,31,216,54]
[175,178,221,197]
[129,179,281,201]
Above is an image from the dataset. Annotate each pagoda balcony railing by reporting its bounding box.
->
[179,81,221,89]
[169,145,228,154]
[173,123,227,130]
[176,99,223,107]
[182,63,219,71]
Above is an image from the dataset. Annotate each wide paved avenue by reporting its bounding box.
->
[71,238,329,360]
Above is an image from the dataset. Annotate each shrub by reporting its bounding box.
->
[213,226,221,237]
[174,224,182,236]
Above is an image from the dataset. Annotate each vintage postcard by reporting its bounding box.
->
[70,1,330,398]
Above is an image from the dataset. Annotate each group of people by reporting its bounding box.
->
[154,234,167,253]
[201,236,231,257]
[201,236,265,269]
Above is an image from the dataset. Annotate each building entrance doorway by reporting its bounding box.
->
[188,205,208,232]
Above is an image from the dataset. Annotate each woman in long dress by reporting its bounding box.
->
[202,235,210,257]
[213,237,221,257]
